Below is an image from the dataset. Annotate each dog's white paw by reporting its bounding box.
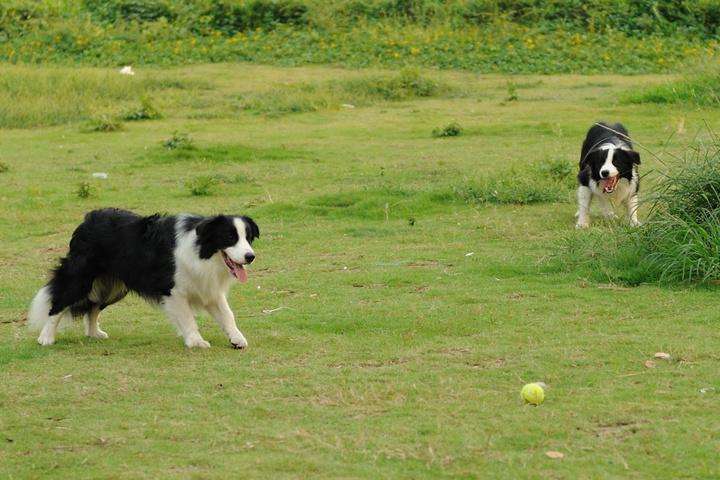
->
[37,333,55,346]
[630,219,642,227]
[185,336,211,349]
[575,221,590,229]
[87,329,109,339]
[229,333,248,350]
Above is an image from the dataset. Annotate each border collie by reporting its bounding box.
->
[576,122,641,228]
[28,208,259,349]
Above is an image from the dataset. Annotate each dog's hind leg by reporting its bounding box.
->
[37,309,69,346]
[576,186,592,228]
[28,286,65,346]
[30,255,97,346]
[84,305,109,339]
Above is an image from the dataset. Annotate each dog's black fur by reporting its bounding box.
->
[578,122,640,188]
[46,208,259,317]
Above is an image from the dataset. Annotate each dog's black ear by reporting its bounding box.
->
[627,149,640,165]
[580,150,602,170]
[196,215,232,259]
[242,216,260,243]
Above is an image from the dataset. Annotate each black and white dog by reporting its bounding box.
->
[576,122,641,228]
[28,208,259,349]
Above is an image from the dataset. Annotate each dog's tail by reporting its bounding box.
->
[27,285,53,332]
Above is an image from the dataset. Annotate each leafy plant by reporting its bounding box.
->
[76,181,93,199]
[163,132,194,150]
[122,97,162,121]
[432,122,462,138]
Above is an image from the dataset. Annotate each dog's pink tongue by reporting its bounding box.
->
[232,265,248,283]
[235,267,247,283]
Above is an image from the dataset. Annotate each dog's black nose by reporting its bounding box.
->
[600,169,610,178]
[244,253,255,264]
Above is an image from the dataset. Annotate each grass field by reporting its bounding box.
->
[1,63,719,478]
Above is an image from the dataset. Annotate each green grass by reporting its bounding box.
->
[2,63,720,478]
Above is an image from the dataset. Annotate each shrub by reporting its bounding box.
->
[205,0,308,34]
[186,175,219,196]
[0,2,716,74]
[163,132,194,150]
[122,97,162,121]
[84,0,175,23]
[432,121,462,137]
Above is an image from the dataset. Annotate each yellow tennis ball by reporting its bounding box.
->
[521,383,545,405]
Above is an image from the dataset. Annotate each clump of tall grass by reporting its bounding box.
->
[0,162,8,173]
[186,175,219,196]
[623,65,720,107]
[239,69,450,115]
[455,158,575,205]
[557,144,720,285]
[82,115,124,132]
[0,65,200,129]
[337,68,443,100]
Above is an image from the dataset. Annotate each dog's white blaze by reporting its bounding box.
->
[173,219,235,309]
[599,144,619,178]
[224,218,255,264]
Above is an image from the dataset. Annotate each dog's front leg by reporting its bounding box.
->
[627,194,641,226]
[206,295,247,350]
[576,186,592,228]
[162,295,210,348]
